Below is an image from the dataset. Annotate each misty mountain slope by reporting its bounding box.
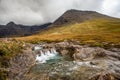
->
[17,10,120,45]
[49,9,112,27]
[0,22,51,37]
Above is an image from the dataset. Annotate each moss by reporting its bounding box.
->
[90,42,104,48]
[0,70,8,80]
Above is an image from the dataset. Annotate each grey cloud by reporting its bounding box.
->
[0,0,120,25]
[100,0,120,17]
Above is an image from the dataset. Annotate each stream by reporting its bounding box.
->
[34,45,62,64]
[24,43,120,80]
[25,45,102,80]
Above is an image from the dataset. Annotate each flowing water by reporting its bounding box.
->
[32,45,79,75]
[27,45,103,80]
[34,45,62,64]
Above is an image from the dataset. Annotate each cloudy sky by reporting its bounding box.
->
[0,0,120,25]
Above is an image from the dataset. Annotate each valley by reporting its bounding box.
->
[0,9,120,80]
[17,10,120,48]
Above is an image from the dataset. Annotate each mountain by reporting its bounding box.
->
[17,9,120,46]
[49,9,111,27]
[0,22,51,38]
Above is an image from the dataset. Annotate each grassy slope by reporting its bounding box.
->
[17,18,120,47]
[0,40,26,80]
[1,17,120,79]
[0,40,25,67]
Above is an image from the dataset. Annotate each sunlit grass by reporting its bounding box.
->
[16,18,120,47]
[0,40,27,68]
[1,17,120,79]
[0,39,28,79]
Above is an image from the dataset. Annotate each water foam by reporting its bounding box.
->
[35,47,59,64]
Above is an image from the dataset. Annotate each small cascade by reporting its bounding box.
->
[34,46,61,64]
[34,46,43,50]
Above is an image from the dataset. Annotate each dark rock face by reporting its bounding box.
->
[0,22,51,38]
[6,22,16,26]
[50,9,110,27]
[9,49,36,80]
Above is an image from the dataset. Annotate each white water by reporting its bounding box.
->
[35,47,59,64]
[34,46,42,50]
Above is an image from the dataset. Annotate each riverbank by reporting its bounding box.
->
[0,40,120,80]
[25,41,120,80]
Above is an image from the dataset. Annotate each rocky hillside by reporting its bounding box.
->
[0,22,51,38]
[50,9,111,27]
[18,9,120,47]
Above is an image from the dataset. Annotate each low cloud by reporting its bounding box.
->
[0,0,120,25]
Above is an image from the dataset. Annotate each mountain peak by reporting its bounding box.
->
[66,9,97,13]
[6,21,16,26]
[51,9,108,27]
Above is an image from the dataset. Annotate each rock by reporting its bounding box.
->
[89,72,120,80]
[90,61,99,65]
[9,48,36,80]
[7,41,120,80]
[60,50,69,56]
[73,47,113,61]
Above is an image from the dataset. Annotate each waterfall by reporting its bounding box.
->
[34,46,42,50]
[34,46,60,64]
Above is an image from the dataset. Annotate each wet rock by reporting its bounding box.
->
[73,47,116,61]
